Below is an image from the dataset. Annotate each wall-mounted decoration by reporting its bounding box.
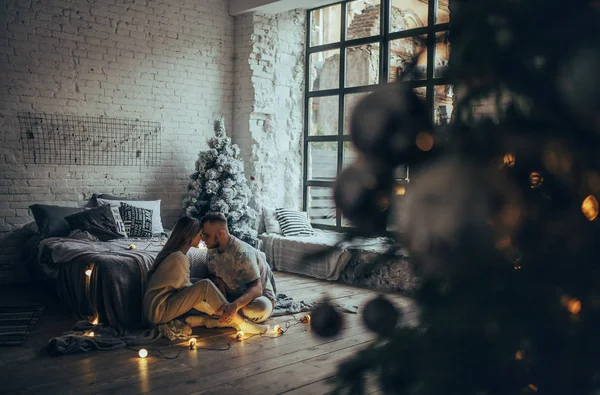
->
[18,112,162,166]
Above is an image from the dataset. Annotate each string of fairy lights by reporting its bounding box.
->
[82,263,311,360]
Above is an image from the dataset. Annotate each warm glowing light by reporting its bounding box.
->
[301,314,311,324]
[236,331,244,341]
[129,244,136,250]
[528,384,538,392]
[415,132,434,152]
[138,348,148,358]
[514,265,522,271]
[515,350,524,360]
[87,331,95,337]
[581,195,599,221]
[394,185,406,196]
[568,299,582,315]
[561,296,582,315]
[503,153,516,167]
[274,325,282,334]
[91,317,98,325]
[189,338,197,350]
[85,269,92,277]
[529,172,543,189]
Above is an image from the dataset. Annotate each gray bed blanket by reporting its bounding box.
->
[40,234,160,332]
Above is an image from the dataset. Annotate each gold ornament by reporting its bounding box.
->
[529,172,544,189]
[581,195,599,221]
[415,131,434,152]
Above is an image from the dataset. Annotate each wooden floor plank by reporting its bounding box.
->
[0,272,417,395]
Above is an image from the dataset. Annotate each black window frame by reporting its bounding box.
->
[303,0,450,232]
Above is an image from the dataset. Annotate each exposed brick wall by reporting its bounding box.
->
[233,10,306,211]
[0,0,235,283]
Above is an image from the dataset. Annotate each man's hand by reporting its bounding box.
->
[217,302,239,324]
[211,276,227,295]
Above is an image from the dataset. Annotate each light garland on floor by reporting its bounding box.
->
[126,315,311,358]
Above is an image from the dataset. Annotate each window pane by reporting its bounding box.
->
[434,31,450,78]
[344,91,371,135]
[309,49,340,92]
[346,0,381,41]
[413,86,426,101]
[307,186,336,226]
[308,141,338,181]
[309,96,339,136]
[342,142,358,170]
[434,85,454,125]
[437,0,450,24]
[390,0,428,33]
[389,35,427,81]
[346,42,380,88]
[310,4,342,47]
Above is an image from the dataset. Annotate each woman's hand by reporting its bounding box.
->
[217,302,239,324]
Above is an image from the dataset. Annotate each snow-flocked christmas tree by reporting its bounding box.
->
[182,118,258,244]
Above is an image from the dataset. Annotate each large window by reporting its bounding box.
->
[303,0,451,231]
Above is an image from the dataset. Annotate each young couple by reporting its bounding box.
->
[143,212,278,335]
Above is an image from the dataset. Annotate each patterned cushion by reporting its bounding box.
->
[119,203,153,238]
[275,208,316,237]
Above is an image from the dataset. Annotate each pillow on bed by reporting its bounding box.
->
[275,208,316,237]
[64,204,124,241]
[96,198,164,234]
[119,203,153,238]
[263,207,282,234]
[89,193,128,207]
[29,204,84,239]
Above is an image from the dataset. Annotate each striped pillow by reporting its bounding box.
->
[275,208,316,237]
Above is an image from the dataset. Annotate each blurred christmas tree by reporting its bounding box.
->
[325,0,600,393]
[183,118,258,244]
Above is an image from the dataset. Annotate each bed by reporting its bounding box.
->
[259,231,419,295]
[23,197,210,333]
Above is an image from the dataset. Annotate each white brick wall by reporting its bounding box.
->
[233,10,306,212]
[0,0,235,283]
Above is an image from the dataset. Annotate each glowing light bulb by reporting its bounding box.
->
[138,348,148,358]
[87,331,95,337]
[568,299,582,315]
[129,244,136,250]
[503,153,516,167]
[515,350,524,360]
[235,331,244,341]
[581,195,599,221]
[301,314,311,324]
[273,325,282,335]
[394,185,406,196]
[85,269,92,277]
[528,384,538,392]
[91,317,98,325]
[189,338,197,350]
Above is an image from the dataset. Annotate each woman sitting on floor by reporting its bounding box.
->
[143,216,271,335]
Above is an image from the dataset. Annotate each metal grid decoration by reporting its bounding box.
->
[18,112,162,166]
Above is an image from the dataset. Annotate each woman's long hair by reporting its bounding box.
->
[148,216,201,276]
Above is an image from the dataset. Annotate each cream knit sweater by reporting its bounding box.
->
[143,251,192,324]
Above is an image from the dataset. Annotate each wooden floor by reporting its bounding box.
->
[0,272,417,395]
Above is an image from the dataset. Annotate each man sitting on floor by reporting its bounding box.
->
[185,212,277,329]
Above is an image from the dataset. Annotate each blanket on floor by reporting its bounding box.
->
[47,294,358,355]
